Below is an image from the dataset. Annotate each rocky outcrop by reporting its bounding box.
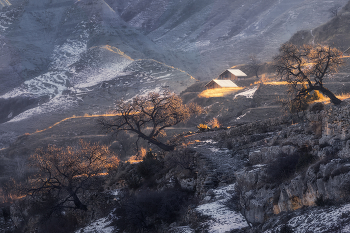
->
[234,101,350,225]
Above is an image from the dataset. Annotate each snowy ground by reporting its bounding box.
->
[75,217,115,233]
[75,191,119,233]
[196,184,249,232]
[75,137,249,233]
[264,204,350,233]
[234,86,258,99]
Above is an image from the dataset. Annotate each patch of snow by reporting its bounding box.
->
[264,204,350,233]
[180,40,211,51]
[196,184,249,232]
[111,190,119,196]
[138,86,163,96]
[253,164,265,168]
[75,67,130,89]
[0,10,15,33]
[208,147,220,153]
[0,71,70,99]
[76,190,121,233]
[0,28,89,99]
[201,139,217,144]
[50,38,88,70]
[7,95,77,122]
[75,216,115,233]
[236,111,250,120]
[169,226,194,233]
[155,73,172,79]
[234,86,258,99]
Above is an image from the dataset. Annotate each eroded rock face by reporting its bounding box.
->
[234,102,350,224]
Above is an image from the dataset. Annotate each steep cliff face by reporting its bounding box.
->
[231,101,350,226]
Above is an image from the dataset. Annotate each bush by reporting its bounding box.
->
[123,172,142,190]
[287,86,322,113]
[279,224,294,233]
[265,153,299,184]
[165,148,197,172]
[265,145,315,184]
[197,124,209,132]
[208,118,220,128]
[309,102,324,113]
[137,150,163,179]
[315,196,335,206]
[113,189,192,232]
[37,212,79,233]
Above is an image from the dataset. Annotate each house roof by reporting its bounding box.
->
[222,69,247,77]
[205,79,239,88]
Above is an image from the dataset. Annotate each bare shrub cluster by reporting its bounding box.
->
[112,188,193,232]
[264,145,315,184]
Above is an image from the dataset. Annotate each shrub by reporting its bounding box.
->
[286,86,323,113]
[295,146,315,170]
[137,150,163,179]
[123,172,142,190]
[197,124,209,132]
[308,121,322,137]
[37,212,79,233]
[265,145,315,184]
[165,148,197,172]
[265,153,299,184]
[315,196,335,206]
[226,140,233,150]
[279,224,294,233]
[309,102,324,113]
[113,189,192,232]
[208,118,220,128]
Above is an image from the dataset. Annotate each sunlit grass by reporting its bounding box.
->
[127,147,147,164]
[31,112,120,135]
[263,81,290,85]
[313,93,350,104]
[198,87,243,98]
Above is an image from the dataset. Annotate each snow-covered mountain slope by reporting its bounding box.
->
[0,0,194,139]
[107,0,349,79]
[0,0,349,145]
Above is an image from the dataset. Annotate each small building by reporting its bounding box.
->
[205,79,239,89]
[218,69,247,81]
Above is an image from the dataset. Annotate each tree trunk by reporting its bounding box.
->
[137,133,175,151]
[312,86,342,105]
[68,188,87,211]
[146,137,175,151]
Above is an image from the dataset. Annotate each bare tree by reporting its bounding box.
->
[99,91,202,151]
[329,5,341,17]
[249,54,261,79]
[274,44,343,106]
[27,140,119,211]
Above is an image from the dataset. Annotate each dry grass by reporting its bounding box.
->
[312,93,350,104]
[263,81,290,85]
[127,147,147,164]
[198,87,243,98]
[207,117,220,128]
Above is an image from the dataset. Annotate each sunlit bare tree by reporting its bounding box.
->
[99,91,202,151]
[274,44,343,106]
[27,140,119,211]
[249,54,261,79]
